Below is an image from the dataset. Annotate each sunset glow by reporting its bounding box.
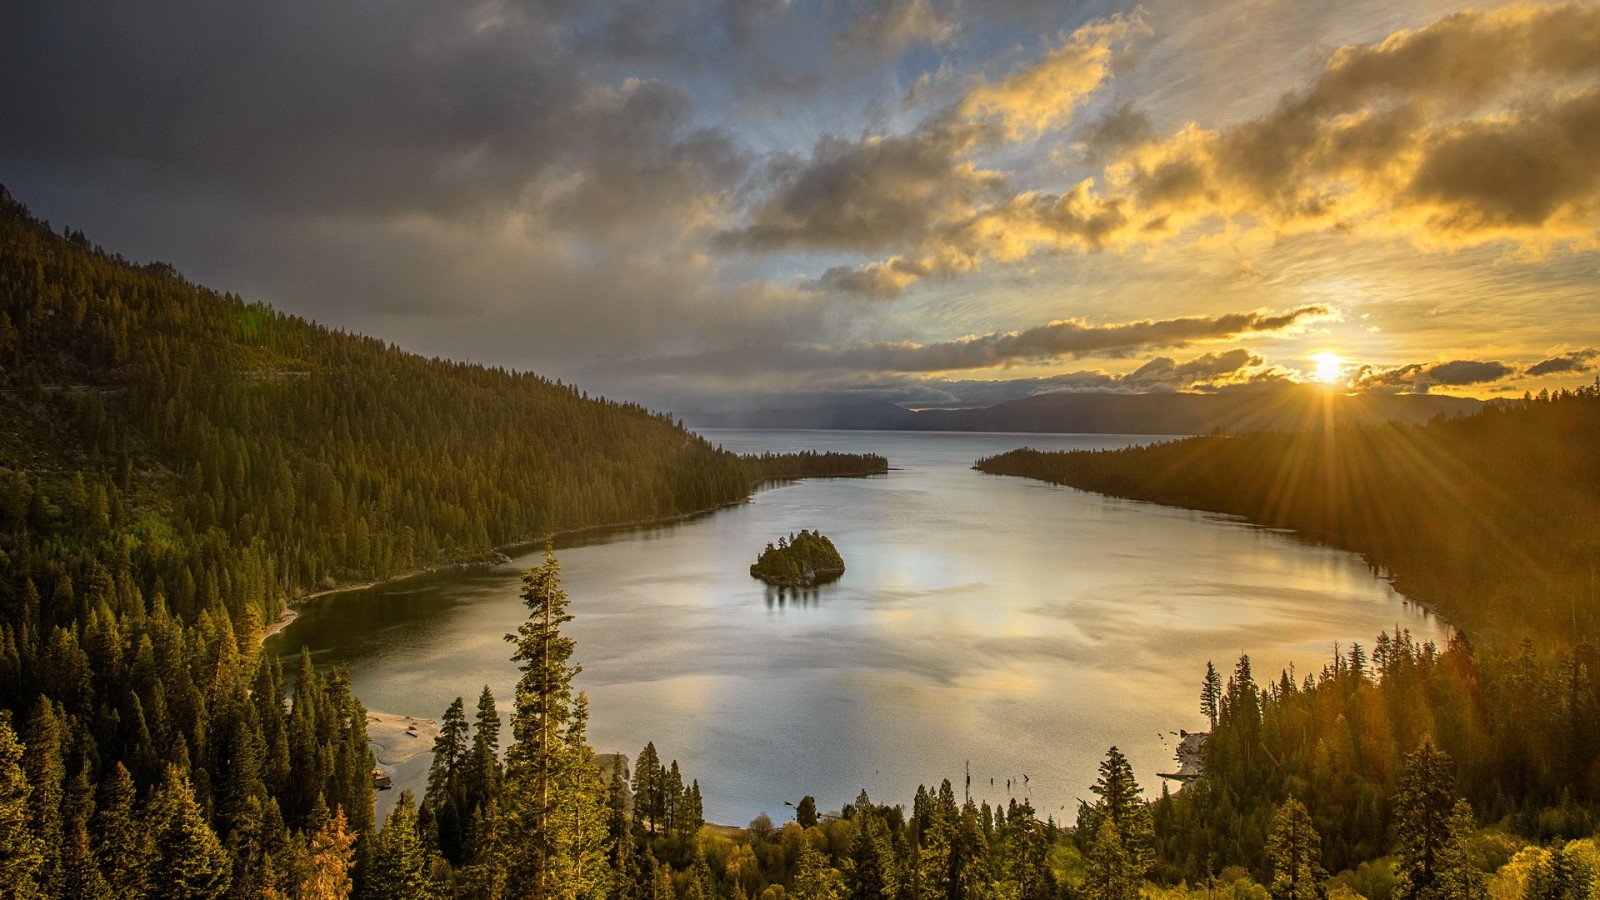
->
[2,0,1597,411]
[1312,353,1346,384]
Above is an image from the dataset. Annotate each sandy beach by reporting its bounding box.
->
[366,712,440,766]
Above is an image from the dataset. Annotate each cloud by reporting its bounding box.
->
[1125,348,1262,387]
[1526,347,1600,376]
[628,305,1328,377]
[953,15,1149,137]
[793,2,1600,296]
[599,346,1276,412]
[718,13,1143,259]
[722,129,1007,255]
[1078,103,1156,163]
[837,0,960,58]
[1352,358,1516,393]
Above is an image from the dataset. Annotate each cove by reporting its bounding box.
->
[270,429,1447,826]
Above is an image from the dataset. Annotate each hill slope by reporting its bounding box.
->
[977,389,1600,645]
[0,185,773,624]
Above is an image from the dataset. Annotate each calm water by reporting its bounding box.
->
[271,429,1445,825]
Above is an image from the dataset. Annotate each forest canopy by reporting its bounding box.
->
[976,388,1600,646]
[749,530,847,587]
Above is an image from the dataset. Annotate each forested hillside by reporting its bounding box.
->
[976,389,1600,646]
[0,186,875,898]
[3,181,1596,900]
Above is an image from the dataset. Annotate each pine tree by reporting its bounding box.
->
[1200,661,1222,730]
[796,796,818,829]
[59,815,113,900]
[849,810,901,900]
[793,843,846,900]
[632,743,662,836]
[145,764,232,900]
[1082,747,1153,900]
[683,847,715,900]
[493,549,613,900]
[292,806,358,900]
[428,697,469,805]
[20,700,65,892]
[664,760,684,836]
[999,799,1054,900]
[1265,798,1325,900]
[1393,740,1457,900]
[951,800,992,900]
[92,763,147,899]
[683,780,704,836]
[1086,819,1138,900]
[915,781,956,900]
[365,790,438,900]
[1431,801,1486,900]
[465,685,503,814]
[1083,747,1154,875]
[0,713,44,900]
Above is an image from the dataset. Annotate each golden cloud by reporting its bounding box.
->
[801,1,1600,295]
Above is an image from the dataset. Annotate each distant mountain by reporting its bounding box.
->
[691,400,916,430]
[903,387,1482,434]
[688,388,1482,435]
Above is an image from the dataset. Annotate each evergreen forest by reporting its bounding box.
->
[1,184,1598,900]
[749,531,847,587]
[975,391,1600,646]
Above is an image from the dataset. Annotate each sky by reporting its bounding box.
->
[2,0,1598,412]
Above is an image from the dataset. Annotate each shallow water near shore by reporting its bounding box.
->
[271,429,1446,825]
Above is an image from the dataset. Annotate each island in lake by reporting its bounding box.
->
[749,530,846,586]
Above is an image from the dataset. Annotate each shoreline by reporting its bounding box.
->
[258,495,754,643]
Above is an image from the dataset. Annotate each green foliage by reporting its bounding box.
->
[365,790,440,900]
[486,550,613,900]
[145,765,232,900]
[743,452,888,481]
[975,389,1600,646]
[750,531,846,587]
[1083,747,1156,900]
[793,843,846,900]
[0,713,44,899]
[1393,741,1461,900]
[1266,798,1326,900]
[1087,819,1140,900]
[796,796,819,829]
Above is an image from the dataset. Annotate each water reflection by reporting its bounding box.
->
[765,585,827,607]
[273,429,1448,826]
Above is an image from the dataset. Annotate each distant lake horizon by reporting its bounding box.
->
[272,429,1447,825]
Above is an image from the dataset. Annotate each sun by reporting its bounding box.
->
[1310,352,1345,383]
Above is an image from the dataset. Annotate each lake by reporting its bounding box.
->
[270,429,1446,826]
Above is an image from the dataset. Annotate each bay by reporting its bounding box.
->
[271,429,1446,825]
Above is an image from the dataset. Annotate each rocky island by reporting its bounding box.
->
[750,530,846,587]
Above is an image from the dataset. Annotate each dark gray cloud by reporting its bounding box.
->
[1078,102,1155,162]
[2,1,580,218]
[721,126,1005,255]
[1352,358,1516,393]
[718,14,1142,263]
[1526,348,1599,376]
[627,306,1326,377]
[1125,348,1261,387]
[0,0,772,368]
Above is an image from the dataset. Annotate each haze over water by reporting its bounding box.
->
[272,429,1447,825]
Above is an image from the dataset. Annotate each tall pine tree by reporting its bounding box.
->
[489,549,612,900]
